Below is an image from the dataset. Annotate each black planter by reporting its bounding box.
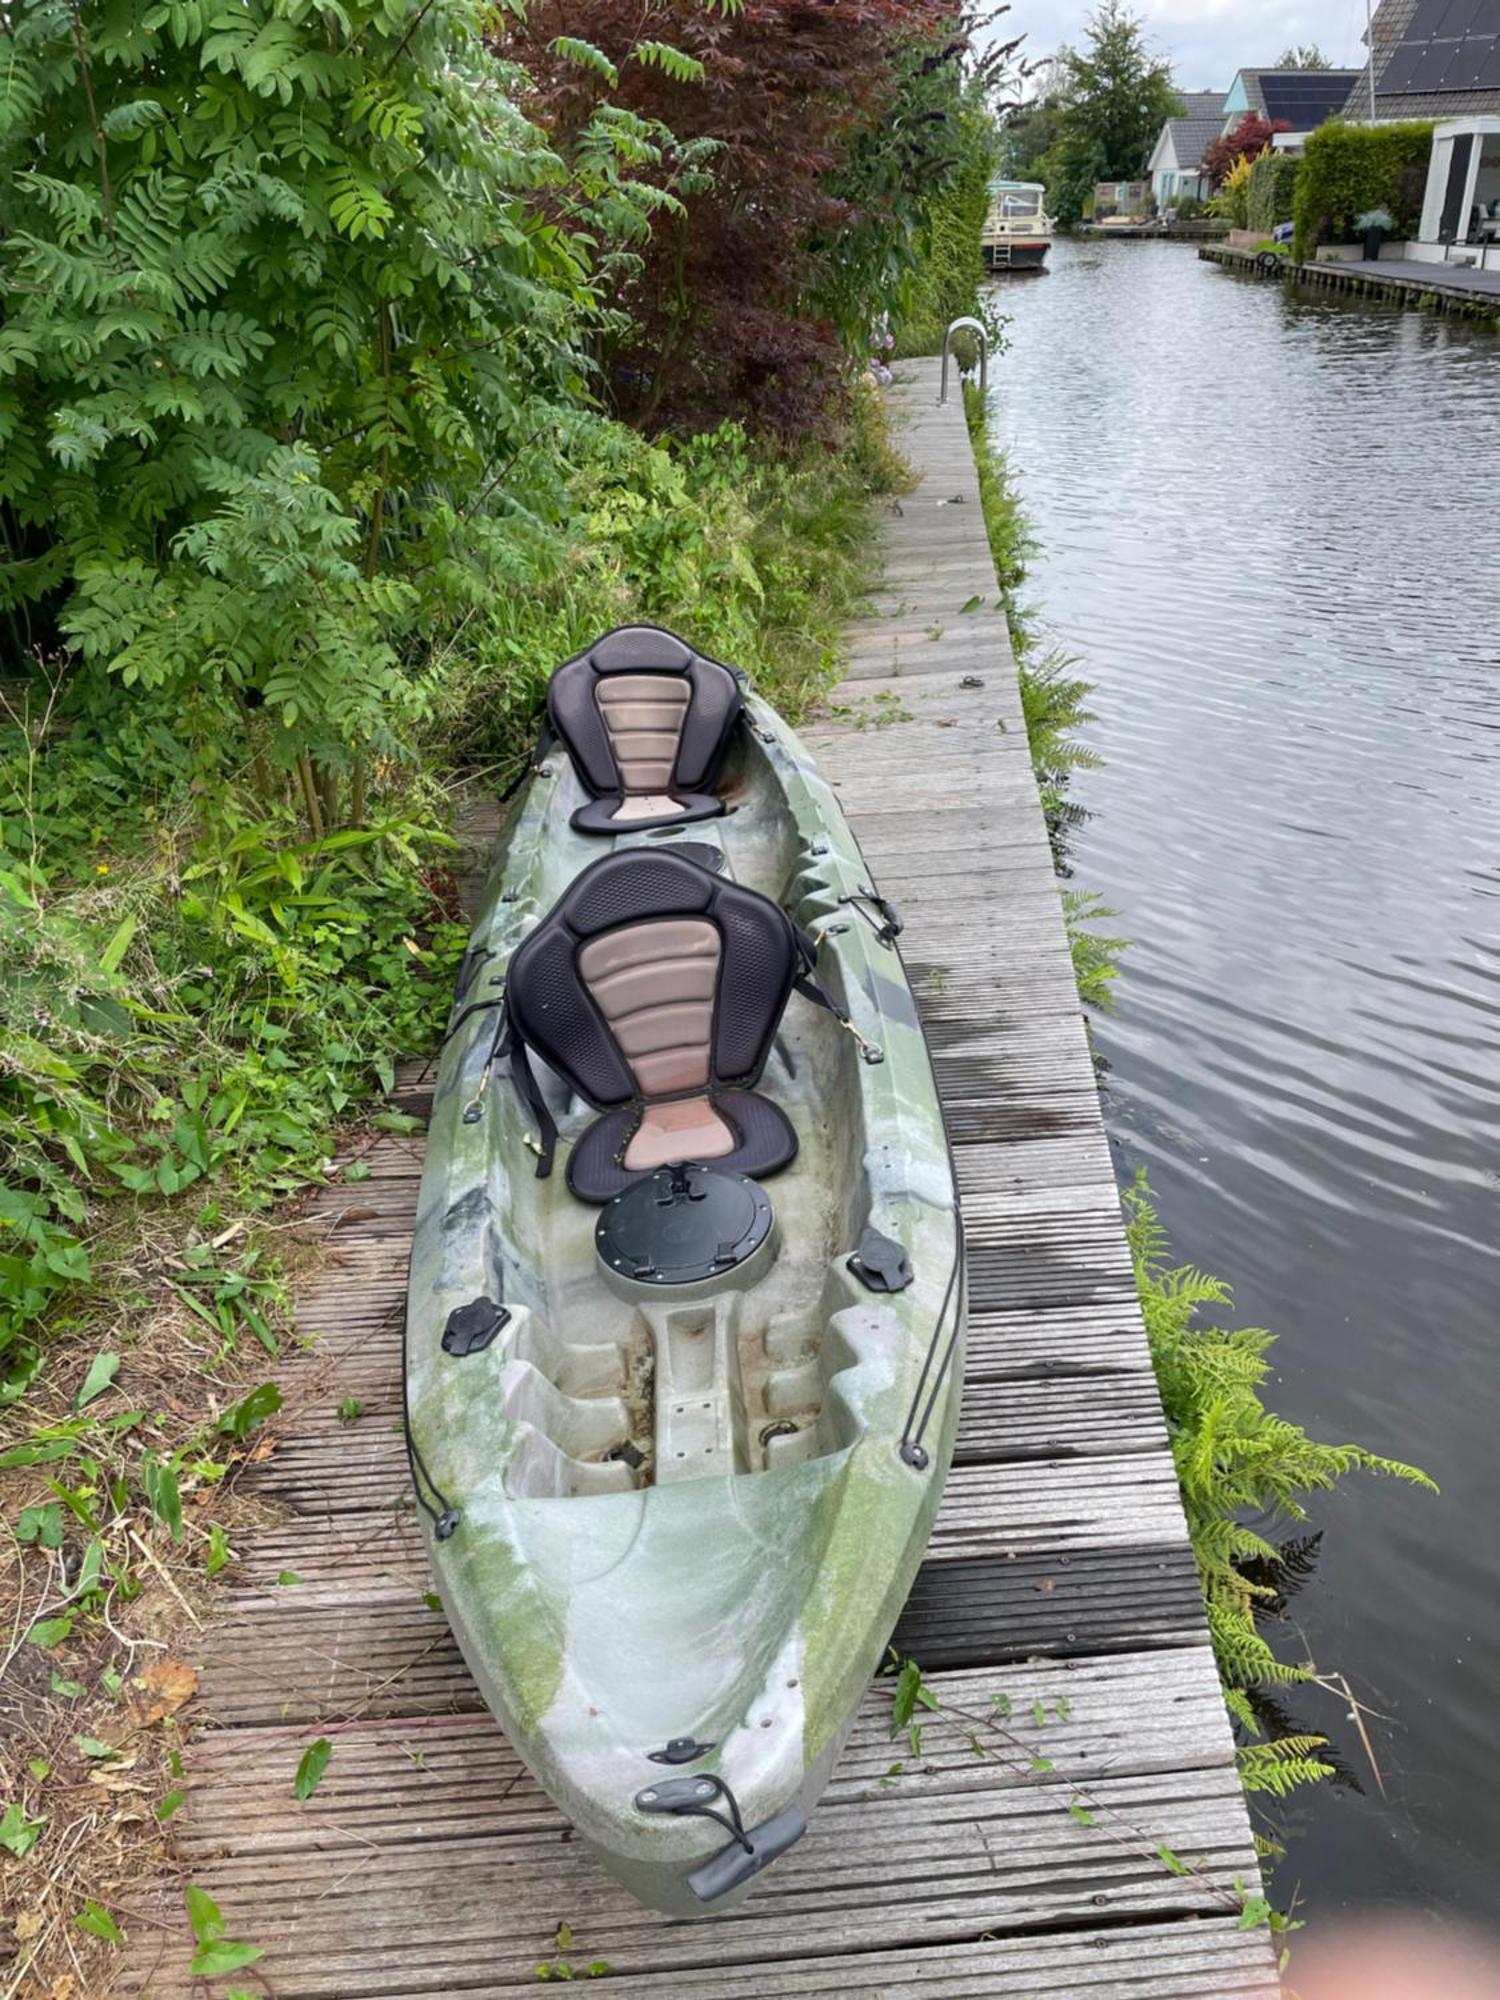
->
[1363,227,1384,260]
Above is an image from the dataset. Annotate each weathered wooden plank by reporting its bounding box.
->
[955,1375,1167,1461]
[966,1303,1152,1378]
[332,1921,1285,1999]
[125,1775,1258,1997]
[125,1652,1252,1996]
[850,808,1052,859]
[197,1535,1209,1729]
[895,1543,1206,1666]
[927,1455,1188,1561]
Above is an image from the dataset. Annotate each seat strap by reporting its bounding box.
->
[506,1026,559,1180]
[792,930,884,1064]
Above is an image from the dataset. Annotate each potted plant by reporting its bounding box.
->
[1357,207,1394,261]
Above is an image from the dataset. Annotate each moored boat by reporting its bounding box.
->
[981,177,1053,271]
[403,627,965,1916]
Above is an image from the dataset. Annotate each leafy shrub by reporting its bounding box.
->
[1202,113,1289,193]
[1209,154,1256,228]
[433,387,905,772]
[1293,119,1435,260]
[0,696,463,1391]
[0,0,604,809]
[1247,151,1301,235]
[891,91,1001,358]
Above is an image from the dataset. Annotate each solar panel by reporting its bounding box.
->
[1375,0,1500,95]
[1433,0,1486,36]
[1259,72,1359,124]
[1379,40,1422,89]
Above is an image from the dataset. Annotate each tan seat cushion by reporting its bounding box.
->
[577,917,741,1170]
[609,794,688,824]
[623,1098,736,1171]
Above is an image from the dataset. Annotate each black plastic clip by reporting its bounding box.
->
[848,1227,913,1294]
[441,1297,511,1356]
[647,1736,717,1766]
[636,1772,750,1849]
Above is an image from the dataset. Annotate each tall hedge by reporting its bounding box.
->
[1247,151,1301,235]
[892,97,1000,357]
[1292,119,1435,260]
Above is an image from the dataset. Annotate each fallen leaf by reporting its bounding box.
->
[15,1909,42,1942]
[51,1976,77,2000]
[1035,1578,1056,1594]
[139,1658,197,1725]
[247,1434,278,1465]
[88,1766,148,1792]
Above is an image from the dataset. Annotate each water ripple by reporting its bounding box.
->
[986,241,1500,1924]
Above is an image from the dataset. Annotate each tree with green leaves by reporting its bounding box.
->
[1024,4,1180,225]
[1276,43,1331,69]
[1054,1,1180,180]
[0,0,622,827]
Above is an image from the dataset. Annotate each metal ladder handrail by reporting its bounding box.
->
[938,316,988,406]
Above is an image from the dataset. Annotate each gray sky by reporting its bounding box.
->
[1004,0,1375,93]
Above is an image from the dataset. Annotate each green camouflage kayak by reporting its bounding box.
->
[404,628,963,1915]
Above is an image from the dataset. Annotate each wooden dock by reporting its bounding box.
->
[1200,239,1500,317]
[122,359,1278,1998]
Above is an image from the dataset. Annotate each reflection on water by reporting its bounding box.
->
[985,240,1500,1923]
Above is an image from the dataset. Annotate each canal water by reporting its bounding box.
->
[983,240,1500,1927]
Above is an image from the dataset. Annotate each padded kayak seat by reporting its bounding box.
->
[504,849,801,1203]
[547,626,743,837]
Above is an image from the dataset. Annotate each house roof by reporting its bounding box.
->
[1161,115,1227,173]
[1178,90,1227,119]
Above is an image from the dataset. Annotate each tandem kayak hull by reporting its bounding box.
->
[405,690,964,1914]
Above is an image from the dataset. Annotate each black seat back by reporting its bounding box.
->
[546,626,743,827]
[506,849,797,1118]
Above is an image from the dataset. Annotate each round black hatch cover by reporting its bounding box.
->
[596,1164,773,1287]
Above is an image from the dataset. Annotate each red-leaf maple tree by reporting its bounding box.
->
[1201,112,1291,192]
[503,0,981,436]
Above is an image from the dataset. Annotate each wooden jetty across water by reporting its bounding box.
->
[1200,239,1500,318]
[122,358,1278,1998]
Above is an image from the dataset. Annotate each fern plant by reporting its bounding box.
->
[1125,1178,1434,1793]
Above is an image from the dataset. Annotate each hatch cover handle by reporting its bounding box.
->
[647,1736,716,1766]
